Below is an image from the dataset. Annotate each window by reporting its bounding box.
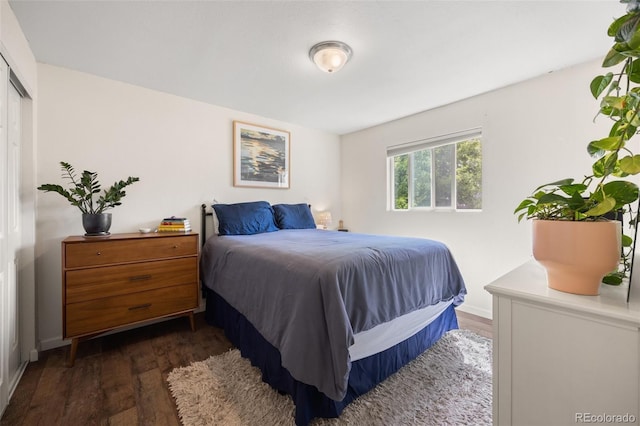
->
[388,129,482,211]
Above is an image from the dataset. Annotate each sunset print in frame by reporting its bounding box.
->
[233,121,290,188]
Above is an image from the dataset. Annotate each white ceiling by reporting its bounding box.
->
[8,0,623,135]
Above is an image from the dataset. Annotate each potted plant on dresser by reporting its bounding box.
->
[38,161,140,236]
[515,0,640,295]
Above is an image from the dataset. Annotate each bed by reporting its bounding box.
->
[199,202,467,425]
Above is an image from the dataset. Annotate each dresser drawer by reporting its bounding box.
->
[65,283,197,337]
[64,235,197,268]
[65,257,197,304]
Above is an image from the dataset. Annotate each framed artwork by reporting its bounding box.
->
[233,121,290,189]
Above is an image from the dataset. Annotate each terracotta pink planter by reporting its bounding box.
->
[532,219,621,295]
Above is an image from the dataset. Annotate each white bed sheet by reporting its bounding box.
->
[349,299,454,361]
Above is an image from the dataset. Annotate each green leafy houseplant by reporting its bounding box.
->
[515,0,640,285]
[38,161,140,214]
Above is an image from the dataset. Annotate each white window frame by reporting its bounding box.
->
[387,128,482,212]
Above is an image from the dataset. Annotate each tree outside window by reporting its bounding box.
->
[389,134,482,211]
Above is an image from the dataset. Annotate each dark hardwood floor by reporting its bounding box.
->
[455,309,493,339]
[1,310,491,426]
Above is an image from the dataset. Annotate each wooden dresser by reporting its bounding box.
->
[62,232,199,366]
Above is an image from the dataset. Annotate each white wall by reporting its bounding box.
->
[35,64,342,350]
[341,59,613,318]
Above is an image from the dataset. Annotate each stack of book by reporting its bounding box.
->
[157,216,191,232]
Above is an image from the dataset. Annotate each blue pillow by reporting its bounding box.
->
[213,201,279,235]
[272,203,316,229]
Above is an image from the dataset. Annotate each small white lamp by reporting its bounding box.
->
[316,211,333,230]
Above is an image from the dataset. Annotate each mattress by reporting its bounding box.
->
[350,299,453,361]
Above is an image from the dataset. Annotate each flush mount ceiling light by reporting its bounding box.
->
[309,41,353,73]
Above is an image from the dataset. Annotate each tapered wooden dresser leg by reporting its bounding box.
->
[67,338,79,367]
[188,311,196,332]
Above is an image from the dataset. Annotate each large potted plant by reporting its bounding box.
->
[38,161,140,236]
[515,0,640,295]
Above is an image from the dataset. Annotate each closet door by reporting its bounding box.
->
[6,79,21,401]
[0,57,23,417]
[0,54,8,416]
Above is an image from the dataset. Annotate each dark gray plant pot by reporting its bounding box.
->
[82,213,112,236]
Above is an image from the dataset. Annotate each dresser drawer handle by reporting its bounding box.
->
[129,274,152,281]
[128,303,152,311]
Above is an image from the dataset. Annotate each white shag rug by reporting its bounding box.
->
[167,329,492,426]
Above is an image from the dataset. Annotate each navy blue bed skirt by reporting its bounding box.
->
[204,288,459,425]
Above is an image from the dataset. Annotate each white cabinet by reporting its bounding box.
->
[485,261,640,426]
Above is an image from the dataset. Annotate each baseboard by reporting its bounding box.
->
[39,335,68,351]
[455,304,492,319]
[39,307,207,351]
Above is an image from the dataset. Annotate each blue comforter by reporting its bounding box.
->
[199,229,466,401]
